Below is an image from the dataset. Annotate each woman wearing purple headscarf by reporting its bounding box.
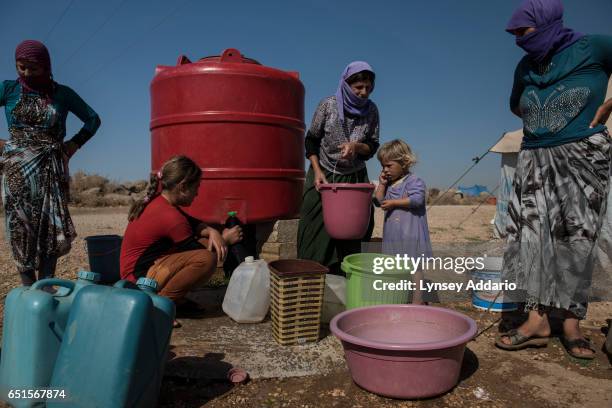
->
[0,40,101,286]
[495,0,612,359]
[297,62,379,272]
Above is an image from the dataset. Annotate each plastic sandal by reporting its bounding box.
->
[560,337,596,360]
[495,329,549,350]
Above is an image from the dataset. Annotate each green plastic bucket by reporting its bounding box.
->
[342,253,413,309]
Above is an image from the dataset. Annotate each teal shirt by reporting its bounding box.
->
[511,35,612,149]
[0,80,100,146]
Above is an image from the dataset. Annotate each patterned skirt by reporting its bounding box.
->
[502,132,611,318]
[1,129,76,273]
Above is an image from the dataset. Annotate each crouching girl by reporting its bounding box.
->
[120,155,240,326]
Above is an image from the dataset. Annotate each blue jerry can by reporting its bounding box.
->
[0,272,100,408]
[49,280,173,408]
[136,277,175,406]
[110,278,175,407]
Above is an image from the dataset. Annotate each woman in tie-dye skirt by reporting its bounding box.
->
[0,40,100,286]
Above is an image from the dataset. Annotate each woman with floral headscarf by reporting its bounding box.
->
[495,0,612,359]
[0,40,101,286]
[297,61,379,273]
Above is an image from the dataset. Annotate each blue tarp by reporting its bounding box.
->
[457,185,489,197]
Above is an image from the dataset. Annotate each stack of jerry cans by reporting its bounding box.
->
[48,279,174,407]
[0,272,100,408]
[135,277,176,403]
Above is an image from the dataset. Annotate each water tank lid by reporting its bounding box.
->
[197,48,261,65]
[245,256,255,263]
[77,270,101,283]
[136,277,159,292]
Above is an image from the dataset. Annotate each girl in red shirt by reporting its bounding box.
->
[120,155,241,327]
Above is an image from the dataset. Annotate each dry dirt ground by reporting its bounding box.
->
[0,205,611,408]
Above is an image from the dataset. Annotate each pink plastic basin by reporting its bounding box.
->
[319,183,375,240]
[330,305,477,399]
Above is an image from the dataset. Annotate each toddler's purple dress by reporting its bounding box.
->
[382,174,433,258]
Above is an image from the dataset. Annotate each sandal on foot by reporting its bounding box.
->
[173,319,182,329]
[560,337,596,360]
[495,329,549,350]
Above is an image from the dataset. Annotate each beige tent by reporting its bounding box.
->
[490,129,522,154]
[490,131,520,238]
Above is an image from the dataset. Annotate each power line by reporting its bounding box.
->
[426,151,491,210]
[75,0,192,88]
[44,0,76,41]
[57,0,130,72]
[427,133,506,211]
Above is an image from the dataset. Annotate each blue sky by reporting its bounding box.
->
[1,0,611,189]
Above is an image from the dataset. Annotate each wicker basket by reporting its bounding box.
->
[269,259,327,345]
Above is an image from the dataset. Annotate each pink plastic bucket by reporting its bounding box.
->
[319,183,375,240]
[330,305,477,399]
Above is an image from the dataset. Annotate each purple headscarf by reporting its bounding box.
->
[335,61,375,123]
[506,0,583,63]
[15,40,54,97]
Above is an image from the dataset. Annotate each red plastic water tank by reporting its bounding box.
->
[150,48,305,224]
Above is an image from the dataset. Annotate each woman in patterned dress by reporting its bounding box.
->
[297,61,379,274]
[495,0,612,359]
[0,40,101,285]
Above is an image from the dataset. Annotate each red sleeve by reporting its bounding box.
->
[165,212,194,243]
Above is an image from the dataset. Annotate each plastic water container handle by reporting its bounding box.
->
[113,280,139,289]
[31,279,76,296]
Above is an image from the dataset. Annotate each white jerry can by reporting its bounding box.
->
[222,256,270,323]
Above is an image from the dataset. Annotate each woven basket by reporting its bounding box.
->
[269,259,327,345]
